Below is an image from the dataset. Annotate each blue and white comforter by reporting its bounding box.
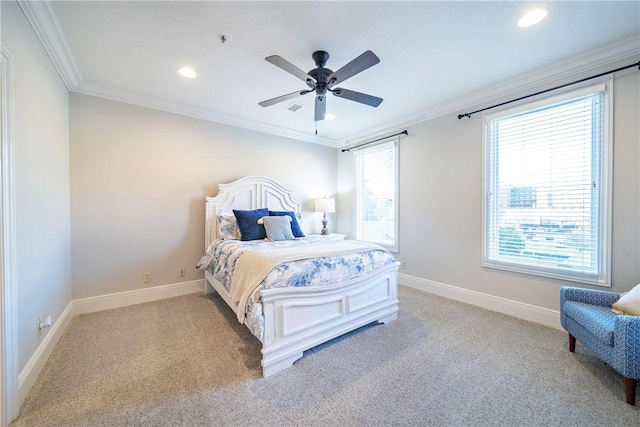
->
[196,238,396,341]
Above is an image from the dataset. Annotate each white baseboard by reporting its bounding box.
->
[17,279,204,408]
[399,273,562,330]
[73,279,204,315]
[17,300,74,406]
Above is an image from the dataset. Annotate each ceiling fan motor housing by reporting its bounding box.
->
[309,51,333,95]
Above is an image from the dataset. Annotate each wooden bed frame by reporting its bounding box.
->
[204,176,400,377]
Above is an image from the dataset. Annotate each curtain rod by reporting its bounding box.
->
[342,130,408,153]
[457,61,640,120]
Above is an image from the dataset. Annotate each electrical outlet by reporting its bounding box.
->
[143,272,152,283]
[37,314,52,340]
[37,315,52,330]
[400,261,407,270]
[179,267,185,278]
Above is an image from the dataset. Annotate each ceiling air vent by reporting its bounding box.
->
[285,103,304,112]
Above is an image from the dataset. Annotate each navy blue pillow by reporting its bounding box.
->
[269,210,305,237]
[233,208,269,241]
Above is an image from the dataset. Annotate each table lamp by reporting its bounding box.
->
[314,197,335,235]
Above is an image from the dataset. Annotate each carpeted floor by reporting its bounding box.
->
[11,286,639,426]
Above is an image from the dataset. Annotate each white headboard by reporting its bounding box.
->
[205,176,302,249]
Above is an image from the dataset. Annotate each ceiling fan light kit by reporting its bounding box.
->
[259,50,383,122]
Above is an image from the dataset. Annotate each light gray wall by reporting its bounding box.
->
[2,1,73,372]
[69,94,337,299]
[337,60,640,311]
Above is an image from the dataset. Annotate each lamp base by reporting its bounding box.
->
[321,213,329,235]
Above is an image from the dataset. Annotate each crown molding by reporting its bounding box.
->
[19,1,639,147]
[17,0,82,90]
[73,80,338,147]
[446,35,640,119]
[339,35,640,147]
[17,0,336,146]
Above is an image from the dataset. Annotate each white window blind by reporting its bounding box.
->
[355,140,398,251]
[483,82,610,285]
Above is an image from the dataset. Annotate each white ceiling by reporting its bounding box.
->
[28,1,640,146]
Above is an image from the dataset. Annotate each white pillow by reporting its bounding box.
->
[217,214,241,240]
[612,284,640,316]
[257,216,295,241]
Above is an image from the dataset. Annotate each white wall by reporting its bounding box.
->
[1,1,73,372]
[69,94,337,299]
[337,59,640,312]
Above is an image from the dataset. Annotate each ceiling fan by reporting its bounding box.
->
[258,50,383,121]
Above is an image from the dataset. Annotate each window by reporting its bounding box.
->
[355,139,398,251]
[483,80,611,285]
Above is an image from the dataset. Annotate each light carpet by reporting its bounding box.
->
[11,286,639,426]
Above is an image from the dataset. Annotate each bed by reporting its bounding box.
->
[198,176,400,377]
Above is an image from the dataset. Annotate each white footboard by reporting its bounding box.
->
[260,262,400,377]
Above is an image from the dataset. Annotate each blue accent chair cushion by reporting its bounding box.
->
[562,301,616,346]
[560,286,640,405]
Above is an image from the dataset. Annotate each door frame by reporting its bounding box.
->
[1,45,19,426]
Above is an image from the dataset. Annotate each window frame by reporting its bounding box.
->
[481,78,613,286]
[354,138,399,252]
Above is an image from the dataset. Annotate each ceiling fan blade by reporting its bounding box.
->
[332,88,383,107]
[265,55,314,85]
[327,50,380,87]
[315,94,326,121]
[259,90,312,107]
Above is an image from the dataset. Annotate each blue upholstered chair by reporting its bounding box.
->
[560,286,640,405]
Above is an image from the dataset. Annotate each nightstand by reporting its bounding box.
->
[307,233,346,242]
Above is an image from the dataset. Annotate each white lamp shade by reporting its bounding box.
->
[315,197,335,213]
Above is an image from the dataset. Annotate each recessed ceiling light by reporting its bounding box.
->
[518,8,549,27]
[325,113,335,120]
[178,67,197,78]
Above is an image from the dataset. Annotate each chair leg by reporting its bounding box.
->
[568,334,576,352]
[624,377,636,405]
